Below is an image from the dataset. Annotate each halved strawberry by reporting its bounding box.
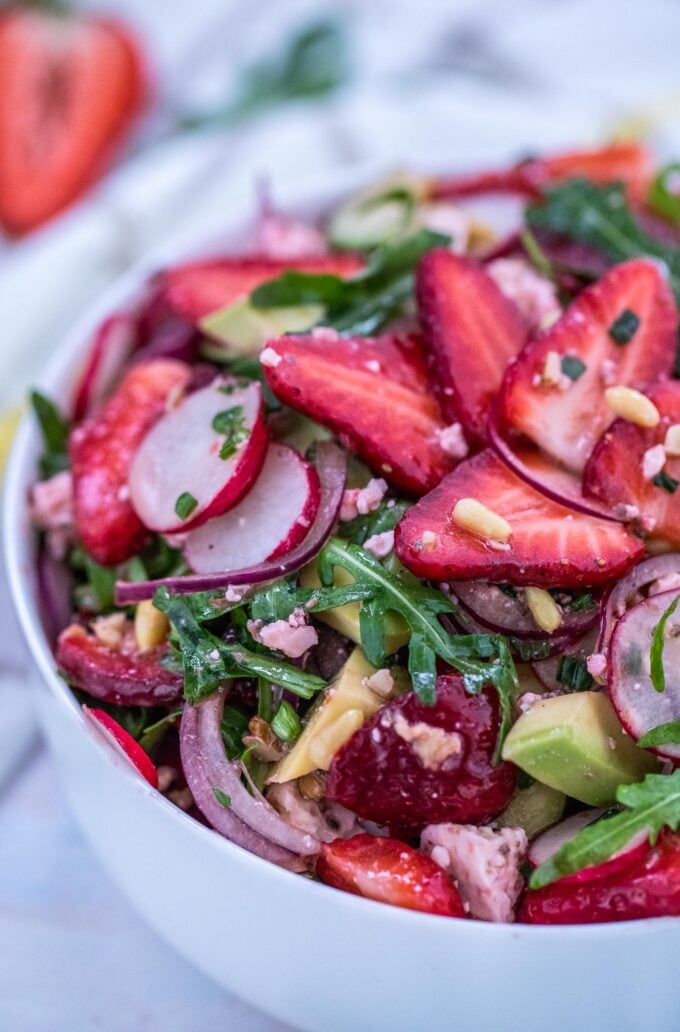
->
[70,359,191,566]
[0,7,146,234]
[416,249,529,443]
[317,834,466,917]
[157,254,363,324]
[261,332,454,494]
[584,380,680,547]
[394,449,644,587]
[499,259,677,474]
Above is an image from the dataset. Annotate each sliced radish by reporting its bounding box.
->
[185,442,320,574]
[129,377,268,534]
[72,313,137,421]
[84,706,158,788]
[609,588,680,761]
[598,553,680,659]
[529,810,649,884]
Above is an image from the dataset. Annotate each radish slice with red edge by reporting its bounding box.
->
[529,809,650,884]
[72,313,137,421]
[84,706,158,788]
[448,580,601,641]
[115,440,346,604]
[129,377,268,534]
[609,588,680,761]
[597,553,680,660]
[185,442,319,574]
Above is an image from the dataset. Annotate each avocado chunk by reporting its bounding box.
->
[299,561,410,654]
[199,298,322,359]
[495,781,566,840]
[267,647,385,783]
[501,692,659,807]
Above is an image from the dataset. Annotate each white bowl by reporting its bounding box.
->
[5,162,680,1032]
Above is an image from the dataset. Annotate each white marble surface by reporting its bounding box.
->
[2,1,680,1029]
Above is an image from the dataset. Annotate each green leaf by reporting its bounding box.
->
[359,595,387,666]
[648,162,680,225]
[212,405,248,460]
[530,770,680,889]
[407,633,437,705]
[212,787,232,809]
[82,555,117,613]
[221,704,250,759]
[556,655,594,691]
[650,593,680,693]
[251,230,449,335]
[139,708,182,753]
[638,720,680,748]
[175,492,198,520]
[337,499,410,546]
[271,700,302,742]
[30,389,70,479]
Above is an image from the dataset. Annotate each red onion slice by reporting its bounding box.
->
[609,588,680,761]
[445,598,576,660]
[448,580,601,642]
[37,545,75,645]
[115,441,346,604]
[72,314,137,421]
[180,691,317,867]
[488,416,622,522]
[598,553,680,659]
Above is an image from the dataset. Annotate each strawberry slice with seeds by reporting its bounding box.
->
[584,380,680,546]
[317,834,466,917]
[158,255,363,323]
[416,249,529,443]
[499,258,677,474]
[394,449,644,587]
[261,332,454,494]
[70,359,191,566]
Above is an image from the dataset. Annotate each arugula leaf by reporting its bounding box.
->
[30,389,69,479]
[251,230,449,335]
[337,499,410,546]
[526,178,680,301]
[139,708,182,753]
[530,770,680,889]
[221,703,250,759]
[650,593,680,693]
[638,720,680,748]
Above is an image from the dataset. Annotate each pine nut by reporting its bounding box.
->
[605,386,660,428]
[664,424,680,457]
[134,599,170,651]
[307,708,364,770]
[541,350,562,386]
[452,498,512,543]
[525,587,562,633]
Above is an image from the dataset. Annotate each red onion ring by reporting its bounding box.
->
[115,441,347,604]
[37,545,75,646]
[448,580,601,642]
[598,553,680,659]
[180,690,317,868]
[445,601,576,660]
[488,414,622,522]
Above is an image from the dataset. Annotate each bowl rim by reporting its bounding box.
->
[4,155,675,940]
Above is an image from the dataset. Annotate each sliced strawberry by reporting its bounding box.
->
[584,380,680,547]
[394,449,644,588]
[317,834,466,917]
[70,359,191,565]
[416,249,529,442]
[261,332,454,494]
[499,258,677,473]
[84,706,159,787]
[0,8,145,234]
[158,255,363,324]
[519,831,680,924]
[57,623,183,707]
[326,674,515,831]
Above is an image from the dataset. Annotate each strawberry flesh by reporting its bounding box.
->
[317,833,466,917]
[499,258,677,473]
[70,359,191,565]
[262,332,455,494]
[584,380,680,547]
[416,249,529,443]
[326,674,515,832]
[394,449,644,587]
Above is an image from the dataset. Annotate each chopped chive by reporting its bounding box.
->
[560,355,586,381]
[653,471,679,494]
[212,405,248,460]
[568,592,594,613]
[608,308,640,345]
[175,492,198,520]
[271,700,302,742]
[557,655,593,691]
[212,787,232,809]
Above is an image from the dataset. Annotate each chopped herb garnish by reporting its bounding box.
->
[221,704,250,759]
[212,405,248,459]
[608,308,640,345]
[212,787,232,809]
[30,389,69,479]
[271,700,302,742]
[638,720,680,748]
[560,355,586,381]
[653,471,679,494]
[567,592,594,613]
[530,770,680,888]
[556,654,593,691]
[650,592,680,693]
[175,492,198,520]
[337,498,410,546]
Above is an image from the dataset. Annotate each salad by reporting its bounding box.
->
[28,141,680,925]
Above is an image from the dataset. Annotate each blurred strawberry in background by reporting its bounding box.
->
[0,0,146,234]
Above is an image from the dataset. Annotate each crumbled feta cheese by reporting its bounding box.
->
[436,422,469,459]
[340,478,388,522]
[421,823,528,923]
[267,781,361,843]
[392,712,463,769]
[600,358,618,387]
[224,584,251,603]
[363,530,394,558]
[642,444,667,480]
[252,212,326,260]
[487,257,561,331]
[91,612,127,649]
[247,608,318,658]
[310,326,340,342]
[517,692,544,713]
[417,203,471,254]
[260,347,282,368]
[363,668,397,699]
[586,653,607,679]
[29,470,74,559]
